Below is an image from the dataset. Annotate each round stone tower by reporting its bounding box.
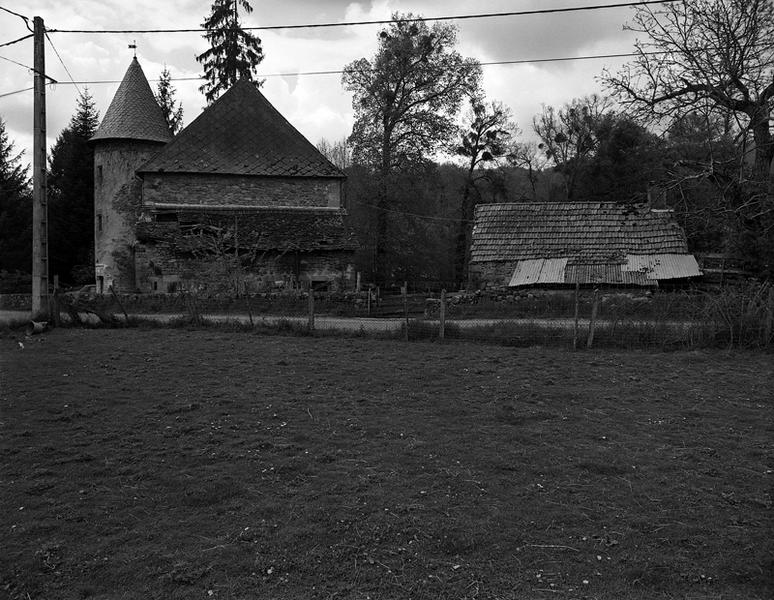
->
[90,58,171,293]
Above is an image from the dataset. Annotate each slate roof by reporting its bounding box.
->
[91,58,172,144]
[470,202,690,264]
[139,79,344,178]
[136,207,357,252]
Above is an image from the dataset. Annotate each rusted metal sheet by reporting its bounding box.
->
[624,254,702,280]
[508,258,568,286]
[564,264,653,286]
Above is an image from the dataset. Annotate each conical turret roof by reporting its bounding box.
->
[91,58,172,144]
[139,79,343,177]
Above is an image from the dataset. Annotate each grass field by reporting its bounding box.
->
[1,329,772,599]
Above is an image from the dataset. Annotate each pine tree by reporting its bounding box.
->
[155,65,184,134]
[47,90,100,284]
[196,0,264,103]
[0,117,32,273]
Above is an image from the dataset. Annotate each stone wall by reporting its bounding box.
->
[94,140,167,293]
[469,261,515,288]
[142,173,343,208]
[135,242,355,294]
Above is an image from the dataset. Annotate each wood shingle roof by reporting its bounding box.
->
[470,202,690,264]
[91,58,172,144]
[139,79,344,178]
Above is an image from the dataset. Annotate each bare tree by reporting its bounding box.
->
[509,142,549,201]
[454,99,518,286]
[601,0,774,185]
[533,95,612,200]
[316,138,352,170]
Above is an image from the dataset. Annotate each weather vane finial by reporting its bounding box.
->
[129,40,137,58]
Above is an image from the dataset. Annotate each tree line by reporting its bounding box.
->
[1,0,771,289]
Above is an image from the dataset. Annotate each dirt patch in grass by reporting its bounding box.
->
[1,329,772,599]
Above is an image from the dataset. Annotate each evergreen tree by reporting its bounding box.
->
[155,66,184,134]
[197,0,264,103]
[0,117,32,273]
[47,90,100,284]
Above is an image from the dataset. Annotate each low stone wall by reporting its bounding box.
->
[0,294,31,310]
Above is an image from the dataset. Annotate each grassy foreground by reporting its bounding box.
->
[1,329,772,599]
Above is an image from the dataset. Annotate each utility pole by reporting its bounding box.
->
[32,16,49,318]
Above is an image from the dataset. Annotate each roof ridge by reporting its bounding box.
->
[139,80,344,178]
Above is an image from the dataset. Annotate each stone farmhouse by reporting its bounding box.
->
[469,202,702,288]
[91,58,356,294]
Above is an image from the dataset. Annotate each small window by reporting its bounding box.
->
[97,214,103,232]
[97,165,103,185]
[153,281,158,291]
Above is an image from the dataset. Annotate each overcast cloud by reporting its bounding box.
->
[0,0,643,167]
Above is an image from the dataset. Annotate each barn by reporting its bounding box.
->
[91,58,356,294]
[469,202,702,288]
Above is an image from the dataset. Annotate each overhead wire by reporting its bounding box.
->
[0,49,666,95]
[44,31,81,96]
[47,0,683,34]
[0,33,33,48]
[0,53,34,71]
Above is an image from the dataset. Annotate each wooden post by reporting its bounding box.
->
[367,288,371,316]
[573,281,580,350]
[51,276,61,327]
[586,287,599,349]
[439,289,446,341]
[109,285,129,323]
[308,284,315,332]
[356,271,361,293]
[31,16,49,319]
[402,282,409,342]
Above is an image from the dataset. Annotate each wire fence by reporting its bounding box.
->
[29,281,772,351]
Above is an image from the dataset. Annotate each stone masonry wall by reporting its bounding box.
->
[469,261,515,288]
[135,242,355,294]
[142,173,343,208]
[94,140,167,293]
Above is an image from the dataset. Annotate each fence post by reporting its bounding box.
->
[403,282,409,342]
[586,287,599,349]
[246,292,254,328]
[308,285,315,332]
[573,281,580,350]
[109,284,129,324]
[51,275,61,327]
[439,289,446,341]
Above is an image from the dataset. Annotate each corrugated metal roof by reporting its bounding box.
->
[564,264,653,286]
[623,254,702,280]
[91,58,172,144]
[508,259,656,287]
[139,79,344,178]
[508,258,568,286]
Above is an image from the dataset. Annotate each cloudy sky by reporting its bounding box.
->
[0,0,646,166]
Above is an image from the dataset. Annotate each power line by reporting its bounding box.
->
[0,53,57,82]
[0,49,658,95]
[0,33,33,48]
[45,31,82,96]
[0,5,30,23]
[351,199,471,224]
[48,1,682,34]
[0,53,34,71]
[0,86,33,98]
